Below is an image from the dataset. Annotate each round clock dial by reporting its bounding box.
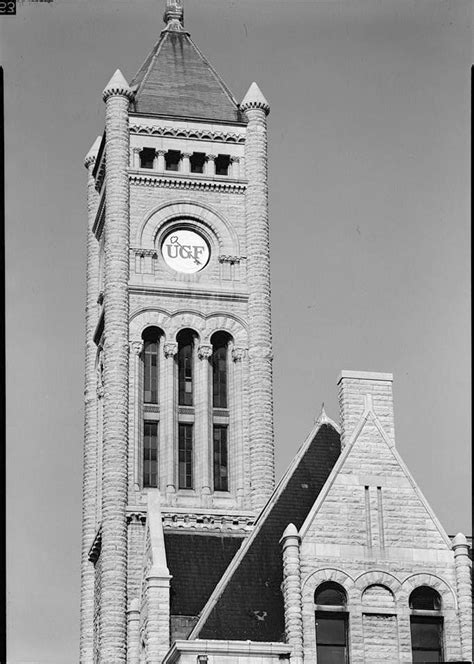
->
[161,228,210,274]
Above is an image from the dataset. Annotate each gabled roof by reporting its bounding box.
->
[190,420,341,642]
[130,23,243,123]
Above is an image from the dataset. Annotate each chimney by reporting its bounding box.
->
[337,370,395,449]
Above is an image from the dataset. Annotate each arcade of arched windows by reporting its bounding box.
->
[127,316,248,509]
[301,569,461,663]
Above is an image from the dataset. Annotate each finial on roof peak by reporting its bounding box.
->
[315,402,329,425]
[240,82,270,115]
[163,0,185,32]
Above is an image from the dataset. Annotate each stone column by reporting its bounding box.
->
[230,155,240,179]
[132,147,141,169]
[181,152,192,174]
[206,153,216,177]
[452,533,472,661]
[80,136,102,664]
[163,342,177,503]
[145,566,172,664]
[241,82,275,510]
[197,345,212,504]
[280,524,304,664]
[127,599,140,664]
[100,69,133,663]
[231,347,245,506]
[129,341,143,493]
[156,149,166,173]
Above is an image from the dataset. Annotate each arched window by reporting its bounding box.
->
[409,587,443,662]
[211,332,231,492]
[141,327,162,489]
[142,327,160,404]
[176,329,197,490]
[315,582,349,664]
[177,329,195,406]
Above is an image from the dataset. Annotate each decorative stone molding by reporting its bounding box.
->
[163,342,178,358]
[102,69,134,102]
[129,123,246,144]
[198,345,212,360]
[132,248,158,258]
[218,255,244,264]
[84,153,97,168]
[232,347,245,362]
[129,174,246,193]
[161,511,255,533]
[127,511,147,525]
[240,81,270,115]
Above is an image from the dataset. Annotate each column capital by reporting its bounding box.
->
[206,153,217,161]
[156,149,167,156]
[163,342,178,358]
[232,347,246,362]
[129,341,143,355]
[229,155,240,163]
[198,344,212,360]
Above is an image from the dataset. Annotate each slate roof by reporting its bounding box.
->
[164,532,244,616]
[191,422,341,642]
[130,28,243,123]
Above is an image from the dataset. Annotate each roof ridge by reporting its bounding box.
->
[186,33,240,110]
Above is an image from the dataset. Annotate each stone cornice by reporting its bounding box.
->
[128,284,248,303]
[129,172,246,193]
[125,506,255,534]
[129,122,245,144]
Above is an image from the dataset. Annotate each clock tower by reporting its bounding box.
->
[80,2,275,661]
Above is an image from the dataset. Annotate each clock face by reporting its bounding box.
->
[161,228,210,274]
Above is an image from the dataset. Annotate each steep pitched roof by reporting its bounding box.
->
[190,421,341,642]
[164,532,244,617]
[130,25,243,123]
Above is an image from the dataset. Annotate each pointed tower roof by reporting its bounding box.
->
[130,1,243,123]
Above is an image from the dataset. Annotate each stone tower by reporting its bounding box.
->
[80,2,275,661]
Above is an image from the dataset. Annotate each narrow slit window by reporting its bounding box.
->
[178,423,193,489]
[190,152,206,174]
[212,333,228,408]
[143,421,158,488]
[213,425,228,492]
[178,330,194,406]
[142,327,160,404]
[215,154,230,176]
[140,148,155,169]
[165,150,181,171]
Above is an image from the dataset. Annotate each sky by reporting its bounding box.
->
[3,0,471,661]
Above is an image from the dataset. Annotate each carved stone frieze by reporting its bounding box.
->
[129,123,245,144]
